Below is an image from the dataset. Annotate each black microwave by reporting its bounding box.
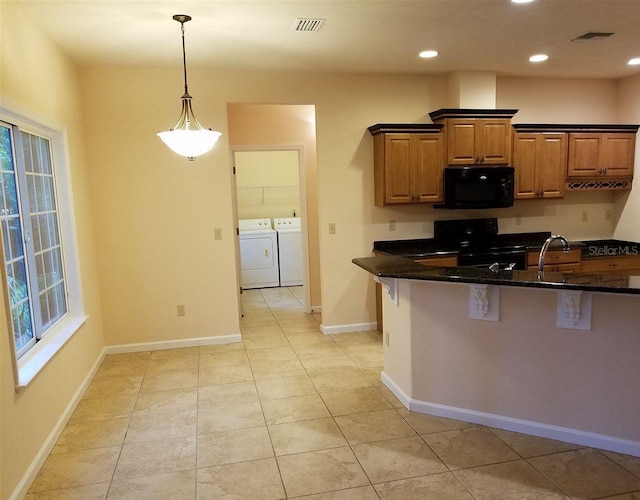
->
[437,165,515,209]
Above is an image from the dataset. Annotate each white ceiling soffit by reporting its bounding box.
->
[9,0,640,79]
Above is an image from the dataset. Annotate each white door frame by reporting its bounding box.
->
[230,145,311,313]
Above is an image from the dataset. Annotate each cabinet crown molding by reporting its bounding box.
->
[513,124,640,133]
[429,108,519,121]
[368,123,443,135]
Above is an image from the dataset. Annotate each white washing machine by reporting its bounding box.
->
[274,217,303,287]
[239,219,280,289]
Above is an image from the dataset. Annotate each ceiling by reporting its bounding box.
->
[8,0,640,79]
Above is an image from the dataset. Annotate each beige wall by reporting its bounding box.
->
[614,74,640,241]
[81,66,240,347]
[1,5,105,498]
[235,150,300,220]
[80,69,450,335]
[497,77,619,123]
[228,104,321,309]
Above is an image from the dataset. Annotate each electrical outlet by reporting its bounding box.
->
[389,220,396,231]
[605,210,612,221]
[328,223,336,234]
[582,210,588,222]
[177,305,185,316]
[214,228,222,240]
[515,215,522,226]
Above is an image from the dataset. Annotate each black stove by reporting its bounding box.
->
[434,218,528,270]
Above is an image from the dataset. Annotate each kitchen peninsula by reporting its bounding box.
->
[353,254,640,457]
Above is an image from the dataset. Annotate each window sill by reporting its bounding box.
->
[15,314,89,390]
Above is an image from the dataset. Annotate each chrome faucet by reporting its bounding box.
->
[538,235,570,275]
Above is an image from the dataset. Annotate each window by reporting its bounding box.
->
[1,106,86,387]
[1,122,68,357]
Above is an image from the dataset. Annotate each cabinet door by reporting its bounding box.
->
[383,134,413,204]
[568,133,600,176]
[446,120,478,165]
[480,120,512,164]
[537,134,567,198]
[581,255,640,273]
[601,133,636,177]
[513,134,538,199]
[514,133,566,199]
[412,134,444,203]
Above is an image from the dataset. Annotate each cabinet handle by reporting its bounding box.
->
[609,263,618,268]
[265,249,269,257]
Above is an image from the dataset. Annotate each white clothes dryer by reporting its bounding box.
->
[274,217,303,287]
[238,219,280,289]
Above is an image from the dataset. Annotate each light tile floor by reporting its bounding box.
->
[28,286,640,499]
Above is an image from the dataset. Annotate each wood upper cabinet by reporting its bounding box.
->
[513,133,567,199]
[429,109,518,166]
[369,124,444,206]
[445,119,512,165]
[568,132,636,178]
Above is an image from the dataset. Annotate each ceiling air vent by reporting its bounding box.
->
[293,18,325,32]
[572,32,615,41]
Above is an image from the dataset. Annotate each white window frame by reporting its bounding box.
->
[1,101,88,390]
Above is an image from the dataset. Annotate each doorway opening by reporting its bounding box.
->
[232,147,309,312]
[227,103,320,318]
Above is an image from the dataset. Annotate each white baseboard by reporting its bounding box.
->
[310,305,321,313]
[320,322,377,335]
[381,372,640,458]
[10,348,107,500]
[105,333,242,354]
[381,371,411,409]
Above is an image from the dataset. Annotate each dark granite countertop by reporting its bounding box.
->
[353,255,640,295]
[373,232,585,258]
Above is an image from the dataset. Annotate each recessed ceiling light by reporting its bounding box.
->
[529,54,549,63]
[628,57,640,66]
[512,0,535,3]
[419,50,438,59]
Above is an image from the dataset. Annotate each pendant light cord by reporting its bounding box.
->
[180,21,190,97]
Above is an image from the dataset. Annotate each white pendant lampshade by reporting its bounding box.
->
[158,15,221,161]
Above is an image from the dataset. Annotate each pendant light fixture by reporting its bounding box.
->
[158,14,221,161]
